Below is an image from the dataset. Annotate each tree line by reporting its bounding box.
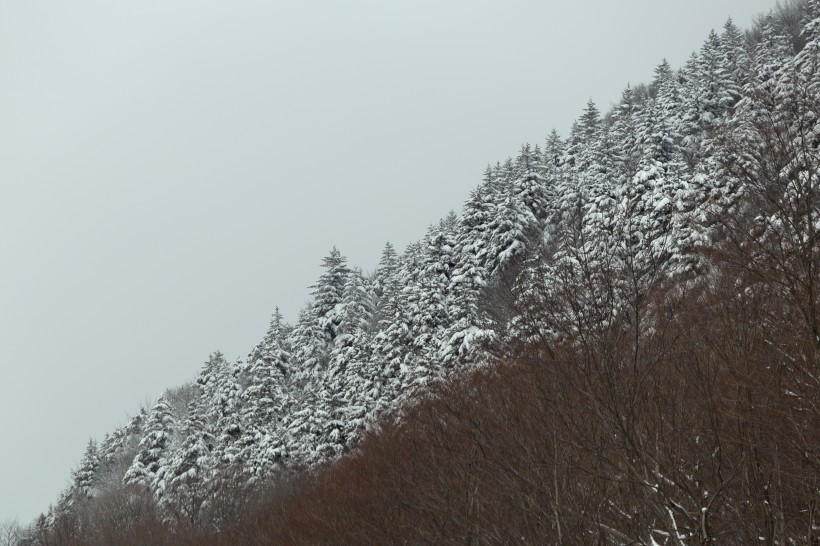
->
[13,0,820,542]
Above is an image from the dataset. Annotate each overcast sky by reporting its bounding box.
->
[0,0,778,524]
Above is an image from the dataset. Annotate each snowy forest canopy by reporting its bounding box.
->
[8,0,820,544]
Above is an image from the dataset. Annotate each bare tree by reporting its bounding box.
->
[0,519,21,546]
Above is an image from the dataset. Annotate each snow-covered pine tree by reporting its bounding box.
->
[123,394,177,490]
[327,268,375,381]
[156,352,249,523]
[246,308,291,378]
[720,18,751,104]
[94,408,146,489]
[237,310,291,478]
[610,86,643,178]
[695,30,738,128]
[400,221,456,391]
[441,185,495,366]
[485,184,538,276]
[159,401,215,526]
[291,247,351,379]
[512,144,552,223]
[71,439,100,501]
[370,243,420,413]
[372,242,399,302]
[322,267,376,451]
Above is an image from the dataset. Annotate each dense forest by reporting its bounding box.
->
[5,0,819,543]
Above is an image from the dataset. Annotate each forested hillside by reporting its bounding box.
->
[9,0,819,543]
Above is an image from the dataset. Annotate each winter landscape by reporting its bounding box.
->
[2,0,819,544]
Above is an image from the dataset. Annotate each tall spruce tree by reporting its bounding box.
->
[123,394,177,490]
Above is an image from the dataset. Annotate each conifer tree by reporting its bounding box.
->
[372,242,399,301]
[123,394,177,489]
[71,439,100,501]
[442,186,495,365]
[610,86,643,177]
[400,222,456,389]
[292,248,351,376]
[371,244,419,410]
[160,402,215,522]
[720,18,751,103]
[242,311,291,447]
[247,308,291,376]
[327,267,375,379]
[321,268,376,449]
[512,144,551,221]
[485,188,537,276]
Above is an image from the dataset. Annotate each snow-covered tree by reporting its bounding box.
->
[71,439,100,501]
[123,394,177,490]
[292,247,351,377]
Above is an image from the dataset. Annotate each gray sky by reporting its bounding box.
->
[1,0,777,524]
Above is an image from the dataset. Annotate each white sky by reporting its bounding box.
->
[0,0,778,524]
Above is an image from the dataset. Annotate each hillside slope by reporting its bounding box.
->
[19,0,820,543]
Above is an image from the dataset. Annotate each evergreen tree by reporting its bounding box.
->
[370,244,419,411]
[327,268,375,379]
[696,30,737,125]
[196,352,242,432]
[372,242,399,301]
[95,408,147,488]
[71,439,100,501]
[323,267,376,449]
[400,222,456,390]
[543,129,565,179]
[442,185,495,366]
[99,409,146,465]
[247,308,291,377]
[123,394,177,489]
[512,143,551,221]
[292,248,351,376]
[485,188,537,275]
[610,86,643,176]
[159,402,215,522]
[720,18,751,103]
[310,247,351,324]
